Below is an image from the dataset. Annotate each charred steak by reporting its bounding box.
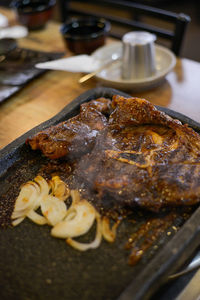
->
[27,95,200,212]
[27,97,111,159]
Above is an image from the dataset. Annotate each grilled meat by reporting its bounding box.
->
[27,95,200,212]
[80,97,112,115]
[80,125,200,212]
[27,97,111,159]
[73,96,200,212]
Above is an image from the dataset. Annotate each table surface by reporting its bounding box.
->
[1,8,200,149]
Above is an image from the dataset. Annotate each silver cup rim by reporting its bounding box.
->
[122,31,156,45]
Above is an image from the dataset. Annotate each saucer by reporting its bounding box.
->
[91,42,176,91]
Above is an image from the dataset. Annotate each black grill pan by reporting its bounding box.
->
[0,87,200,300]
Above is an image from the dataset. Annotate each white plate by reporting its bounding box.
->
[91,42,176,91]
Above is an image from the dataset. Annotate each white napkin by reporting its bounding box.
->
[35,55,101,73]
[0,13,8,28]
[0,25,28,39]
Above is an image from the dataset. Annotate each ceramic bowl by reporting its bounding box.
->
[60,18,110,54]
[12,0,56,30]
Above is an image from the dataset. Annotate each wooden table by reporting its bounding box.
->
[1,7,200,150]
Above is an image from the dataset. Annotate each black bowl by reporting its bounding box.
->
[11,0,56,30]
[60,18,111,54]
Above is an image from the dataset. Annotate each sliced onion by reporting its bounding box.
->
[12,176,120,253]
[41,195,67,226]
[12,182,39,214]
[12,175,67,226]
[66,212,102,251]
[11,176,50,226]
[12,208,31,220]
[34,175,50,200]
[12,216,25,226]
[50,176,70,201]
[26,210,47,225]
[102,217,120,243]
[51,198,96,238]
[70,189,81,205]
[11,181,41,224]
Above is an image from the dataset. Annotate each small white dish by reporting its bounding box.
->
[91,42,176,91]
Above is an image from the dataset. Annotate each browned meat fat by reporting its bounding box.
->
[27,95,200,212]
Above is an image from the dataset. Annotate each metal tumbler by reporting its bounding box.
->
[121,31,156,80]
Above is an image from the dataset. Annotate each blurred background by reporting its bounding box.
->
[0,0,199,62]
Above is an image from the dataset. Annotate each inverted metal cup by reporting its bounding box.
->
[121,31,156,80]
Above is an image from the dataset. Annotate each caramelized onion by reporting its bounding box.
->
[102,217,120,243]
[50,176,70,201]
[12,175,69,226]
[12,176,119,252]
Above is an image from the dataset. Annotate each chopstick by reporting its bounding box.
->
[78,56,121,84]
[168,251,200,280]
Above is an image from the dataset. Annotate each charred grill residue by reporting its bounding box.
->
[125,209,192,265]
